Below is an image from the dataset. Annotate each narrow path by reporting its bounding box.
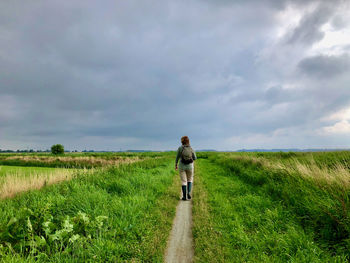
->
[164,195,194,263]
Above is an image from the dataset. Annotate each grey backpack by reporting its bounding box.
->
[181,146,194,164]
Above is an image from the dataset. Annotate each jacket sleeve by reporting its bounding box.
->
[192,149,197,160]
[175,146,182,165]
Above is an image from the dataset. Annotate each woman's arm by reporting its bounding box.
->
[175,146,182,170]
[192,149,197,161]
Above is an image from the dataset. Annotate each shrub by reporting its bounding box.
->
[51,144,64,155]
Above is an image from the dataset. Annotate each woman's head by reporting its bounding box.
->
[181,136,190,146]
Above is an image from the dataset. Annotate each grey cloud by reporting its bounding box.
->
[285,2,337,46]
[298,54,350,78]
[227,85,302,111]
[1,0,350,150]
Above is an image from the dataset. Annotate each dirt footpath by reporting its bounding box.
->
[164,197,194,263]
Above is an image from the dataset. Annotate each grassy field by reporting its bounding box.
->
[0,166,78,199]
[193,152,350,262]
[0,151,349,262]
[0,165,69,178]
[0,156,179,262]
[0,152,168,168]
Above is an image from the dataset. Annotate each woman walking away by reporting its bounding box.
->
[175,136,197,201]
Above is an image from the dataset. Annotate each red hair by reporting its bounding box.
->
[181,136,190,145]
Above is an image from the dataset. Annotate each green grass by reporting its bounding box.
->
[0,165,79,199]
[0,152,170,158]
[0,157,179,262]
[0,152,174,168]
[243,151,350,170]
[0,166,69,178]
[1,151,349,262]
[193,155,349,262]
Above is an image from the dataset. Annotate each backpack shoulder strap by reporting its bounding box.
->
[181,145,185,155]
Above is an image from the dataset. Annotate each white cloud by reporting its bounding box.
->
[322,120,350,134]
[321,107,350,122]
[311,23,350,56]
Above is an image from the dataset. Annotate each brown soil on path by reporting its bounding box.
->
[164,196,194,263]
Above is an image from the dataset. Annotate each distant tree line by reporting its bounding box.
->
[0,149,50,153]
[0,149,93,153]
[0,149,76,153]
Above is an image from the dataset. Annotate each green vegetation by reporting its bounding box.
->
[0,166,68,178]
[0,165,77,199]
[0,151,349,262]
[193,152,349,262]
[51,145,64,155]
[0,152,172,168]
[254,151,350,168]
[0,157,179,262]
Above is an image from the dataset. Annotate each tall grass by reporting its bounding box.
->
[0,156,179,262]
[219,153,350,189]
[0,155,142,168]
[193,152,350,262]
[0,168,99,199]
[214,153,350,239]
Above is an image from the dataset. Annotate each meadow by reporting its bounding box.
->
[0,165,68,178]
[0,152,165,168]
[193,152,350,262]
[0,165,77,199]
[0,155,179,262]
[0,151,349,262]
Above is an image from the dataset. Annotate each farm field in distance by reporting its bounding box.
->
[0,151,349,262]
[0,165,69,178]
[0,165,77,199]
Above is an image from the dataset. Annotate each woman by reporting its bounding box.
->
[175,136,197,200]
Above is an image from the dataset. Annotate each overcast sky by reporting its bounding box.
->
[1,0,350,151]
